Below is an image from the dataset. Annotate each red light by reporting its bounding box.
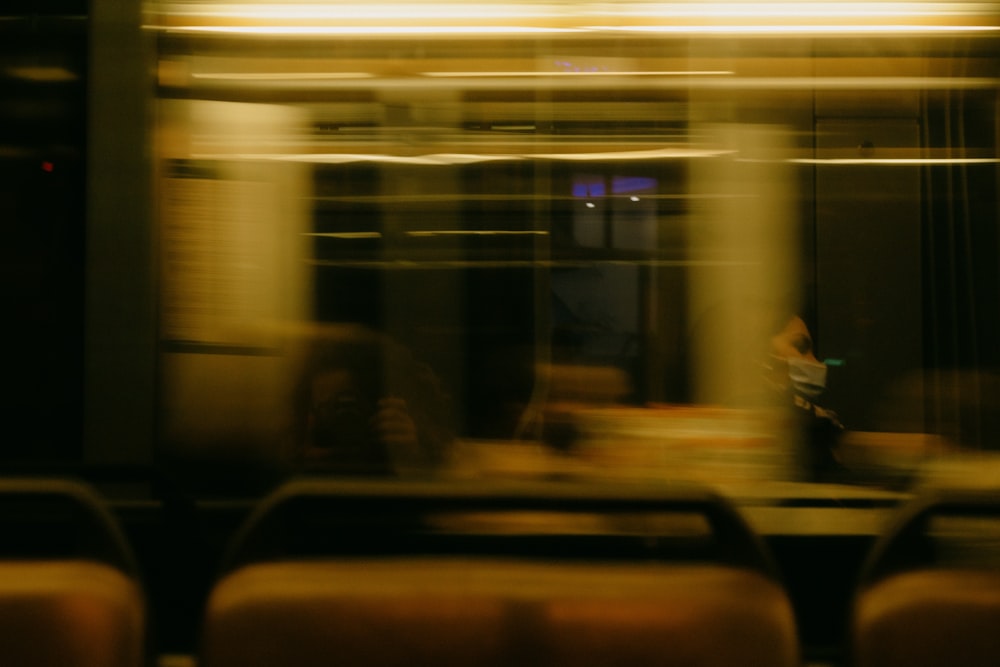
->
[41,161,54,172]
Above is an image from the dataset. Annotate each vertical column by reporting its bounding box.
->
[85,0,156,466]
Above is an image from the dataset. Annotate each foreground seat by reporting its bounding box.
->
[0,478,145,667]
[201,478,798,667]
[852,487,1000,667]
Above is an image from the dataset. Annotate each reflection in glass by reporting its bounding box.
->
[148,0,1000,492]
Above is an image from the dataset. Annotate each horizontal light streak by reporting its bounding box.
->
[189,151,999,167]
[794,157,1000,164]
[5,66,79,82]
[308,258,755,269]
[176,73,998,92]
[490,125,536,131]
[219,153,518,165]
[192,72,373,80]
[600,3,998,19]
[421,70,734,78]
[191,148,733,164]
[313,193,693,203]
[743,77,999,89]
[533,148,735,161]
[306,231,382,238]
[156,1,1000,24]
[152,0,1000,37]
[155,23,999,37]
[406,230,548,237]
[591,24,1000,34]
[159,25,583,35]
[301,153,520,165]
[156,3,568,21]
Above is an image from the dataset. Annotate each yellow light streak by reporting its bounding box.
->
[595,2,998,19]
[420,71,735,77]
[793,157,1000,164]
[161,25,583,35]
[306,232,383,238]
[192,72,374,80]
[189,148,735,164]
[153,1,1000,35]
[591,24,1000,34]
[406,230,549,237]
[157,2,568,21]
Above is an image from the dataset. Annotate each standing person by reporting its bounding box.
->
[689,299,846,482]
[762,313,846,481]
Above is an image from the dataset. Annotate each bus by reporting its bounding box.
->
[2,1,999,664]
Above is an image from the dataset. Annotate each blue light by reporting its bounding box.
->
[612,176,657,194]
[572,179,606,197]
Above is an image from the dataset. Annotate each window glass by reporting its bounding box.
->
[148,1,1000,494]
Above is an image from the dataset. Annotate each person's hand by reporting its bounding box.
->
[372,397,420,452]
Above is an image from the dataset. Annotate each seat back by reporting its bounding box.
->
[0,478,145,667]
[853,487,1000,667]
[202,478,798,667]
[219,477,781,573]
